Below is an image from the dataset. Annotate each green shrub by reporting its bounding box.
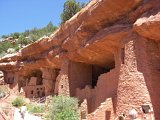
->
[48,95,78,120]
[12,97,25,108]
[27,103,45,114]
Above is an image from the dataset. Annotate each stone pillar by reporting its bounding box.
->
[41,68,57,96]
[116,34,153,119]
[55,60,70,96]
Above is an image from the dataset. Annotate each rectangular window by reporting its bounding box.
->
[121,48,125,64]
[31,90,34,94]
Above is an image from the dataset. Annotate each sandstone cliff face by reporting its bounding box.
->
[0,0,160,120]
[134,10,160,41]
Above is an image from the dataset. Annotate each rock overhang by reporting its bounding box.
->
[1,0,159,72]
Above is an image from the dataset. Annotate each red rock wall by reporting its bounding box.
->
[3,72,14,84]
[41,68,57,96]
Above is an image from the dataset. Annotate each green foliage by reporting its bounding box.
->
[17,35,31,46]
[61,0,86,24]
[11,32,20,39]
[0,22,57,57]
[0,41,15,53]
[27,103,45,114]
[48,95,79,120]
[21,22,57,42]
[12,96,25,108]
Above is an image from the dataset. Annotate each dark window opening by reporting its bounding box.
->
[31,90,33,94]
[121,48,125,64]
[37,88,39,90]
[141,105,151,114]
[41,88,43,90]
[61,85,63,89]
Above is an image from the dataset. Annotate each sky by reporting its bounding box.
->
[0,0,89,36]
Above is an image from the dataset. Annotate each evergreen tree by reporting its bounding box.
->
[61,0,86,24]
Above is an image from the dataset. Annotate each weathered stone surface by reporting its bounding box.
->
[68,25,130,67]
[19,0,142,59]
[0,53,21,63]
[134,10,160,41]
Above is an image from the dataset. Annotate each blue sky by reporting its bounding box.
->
[0,0,89,36]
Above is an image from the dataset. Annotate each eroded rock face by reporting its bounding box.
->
[134,10,160,41]
[0,0,160,120]
[41,68,58,96]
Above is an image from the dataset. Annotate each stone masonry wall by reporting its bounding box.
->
[116,34,153,119]
[55,60,70,96]
[87,98,114,120]
[76,68,118,119]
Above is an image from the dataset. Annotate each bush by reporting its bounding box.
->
[48,95,79,120]
[27,103,45,114]
[12,97,25,108]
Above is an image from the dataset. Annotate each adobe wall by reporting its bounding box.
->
[87,98,114,120]
[76,67,118,119]
[116,33,153,119]
[68,61,92,96]
[55,60,70,96]
[28,77,37,86]
[134,36,160,119]
[23,85,45,98]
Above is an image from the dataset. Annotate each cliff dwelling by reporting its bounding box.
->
[0,0,160,119]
